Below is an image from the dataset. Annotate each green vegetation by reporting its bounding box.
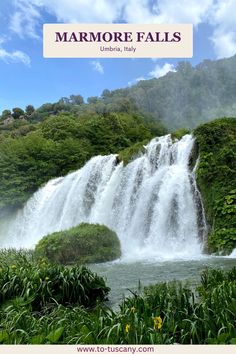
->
[0,249,109,312]
[118,139,149,165]
[113,55,236,129]
[0,251,235,344]
[35,223,121,265]
[0,111,165,211]
[115,267,236,344]
[0,56,235,254]
[4,55,236,131]
[171,128,190,140]
[0,131,89,209]
[194,118,236,254]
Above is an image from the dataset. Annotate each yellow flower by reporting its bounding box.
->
[130,307,136,313]
[45,277,50,281]
[153,316,162,330]
[11,265,17,269]
[125,324,130,333]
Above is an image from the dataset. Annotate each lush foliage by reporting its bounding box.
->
[113,268,236,344]
[118,140,149,165]
[35,223,121,265]
[2,55,235,211]
[4,54,236,132]
[194,118,236,254]
[117,55,236,129]
[25,55,235,130]
[171,128,190,140]
[0,249,109,312]
[0,255,235,344]
[2,55,236,131]
[0,112,165,211]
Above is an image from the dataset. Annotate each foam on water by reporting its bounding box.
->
[0,134,207,260]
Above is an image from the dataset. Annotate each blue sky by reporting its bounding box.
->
[0,0,236,112]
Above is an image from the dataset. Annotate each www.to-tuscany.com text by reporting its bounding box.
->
[77,346,155,353]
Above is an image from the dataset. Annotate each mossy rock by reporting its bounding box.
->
[34,223,121,265]
[118,139,149,165]
[171,128,190,140]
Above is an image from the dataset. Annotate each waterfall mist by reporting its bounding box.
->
[0,134,206,260]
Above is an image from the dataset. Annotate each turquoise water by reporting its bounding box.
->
[89,256,236,307]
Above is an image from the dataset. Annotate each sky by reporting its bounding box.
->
[0,0,236,112]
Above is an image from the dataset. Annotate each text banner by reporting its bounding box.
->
[43,24,193,58]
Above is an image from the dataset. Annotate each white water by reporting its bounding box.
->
[0,134,206,260]
[229,248,236,258]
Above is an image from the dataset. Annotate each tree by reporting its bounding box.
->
[176,61,193,75]
[37,103,54,114]
[41,115,78,141]
[25,105,35,115]
[12,107,25,119]
[101,89,111,99]
[1,109,11,120]
[69,94,84,105]
[59,97,70,105]
[87,96,99,104]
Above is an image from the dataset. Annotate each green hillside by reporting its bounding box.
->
[1,55,236,130]
[0,111,165,212]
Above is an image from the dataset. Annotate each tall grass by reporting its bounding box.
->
[0,249,110,310]
[0,250,235,344]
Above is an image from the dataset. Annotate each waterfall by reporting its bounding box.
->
[0,134,205,260]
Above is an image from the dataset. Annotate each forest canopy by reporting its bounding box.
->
[0,110,166,211]
[1,54,236,129]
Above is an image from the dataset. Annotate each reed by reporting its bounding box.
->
[0,250,235,344]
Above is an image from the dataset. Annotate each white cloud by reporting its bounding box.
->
[128,62,175,86]
[123,0,157,23]
[12,0,214,26]
[209,0,236,58]
[211,30,236,59]
[0,48,31,66]
[128,76,146,86]
[210,0,236,29]
[9,0,41,39]
[27,0,125,23]
[91,60,104,74]
[149,63,176,78]
[7,0,236,59]
[152,0,214,26]
[35,0,214,25]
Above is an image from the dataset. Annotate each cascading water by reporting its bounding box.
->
[0,134,206,260]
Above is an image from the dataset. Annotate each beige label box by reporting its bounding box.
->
[0,345,235,353]
[43,24,193,58]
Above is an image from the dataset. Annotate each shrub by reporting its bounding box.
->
[0,261,235,344]
[35,223,121,265]
[0,111,165,211]
[194,118,236,254]
[0,249,110,310]
[171,127,190,140]
[118,140,149,165]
